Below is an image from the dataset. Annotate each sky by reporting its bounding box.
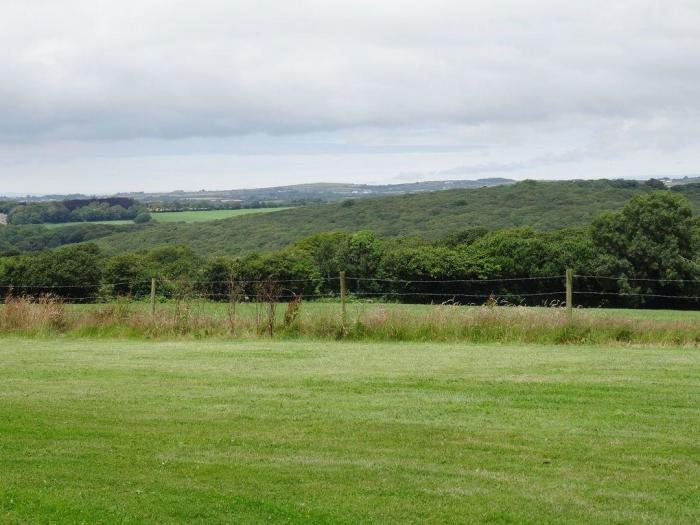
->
[1,0,699,195]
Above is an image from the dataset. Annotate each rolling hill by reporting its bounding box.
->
[114,178,516,204]
[87,179,700,257]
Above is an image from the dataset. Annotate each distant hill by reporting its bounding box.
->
[113,178,516,204]
[87,179,700,257]
[659,175,700,187]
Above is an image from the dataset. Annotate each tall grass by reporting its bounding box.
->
[0,295,67,334]
[1,296,699,345]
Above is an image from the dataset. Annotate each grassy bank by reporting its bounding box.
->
[1,298,699,345]
[1,339,698,523]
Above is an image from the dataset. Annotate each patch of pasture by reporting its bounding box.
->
[151,207,290,222]
[1,339,698,523]
[39,207,290,228]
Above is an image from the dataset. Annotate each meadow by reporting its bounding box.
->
[41,207,288,228]
[151,208,290,222]
[1,298,699,345]
[1,338,698,523]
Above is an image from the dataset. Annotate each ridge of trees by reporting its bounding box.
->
[2,198,149,225]
[86,179,700,257]
[1,192,698,309]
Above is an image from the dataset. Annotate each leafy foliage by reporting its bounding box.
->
[590,193,699,304]
[91,180,700,257]
[0,244,102,299]
[0,223,140,257]
[6,198,146,225]
[1,189,699,309]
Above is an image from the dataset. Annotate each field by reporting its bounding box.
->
[61,301,700,324]
[1,338,698,523]
[151,208,290,222]
[2,299,700,345]
[41,207,288,228]
[43,219,134,228]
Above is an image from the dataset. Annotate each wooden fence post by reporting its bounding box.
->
[339,271,347,330]
[566,269,573,321]
[150,277,157,318]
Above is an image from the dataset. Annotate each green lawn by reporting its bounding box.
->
[64,301,700,322]
[43,219,135,228]
[1,339,698,523]
[151,208,290,222]
[41,208,289,228]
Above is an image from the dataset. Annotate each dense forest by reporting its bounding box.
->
[2,179,700,259]
[0,223,140,257]
[87,179,700,256]
[1,191,698,309]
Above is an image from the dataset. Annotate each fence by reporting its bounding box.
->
[1,271,700,312]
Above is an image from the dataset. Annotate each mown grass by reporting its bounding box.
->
[151,208,290,222]
[1,298,699,346]
[40,208,289,228]
[42,219,134,228]
[1,338,698,523]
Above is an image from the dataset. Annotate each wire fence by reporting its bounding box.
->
[1,273,699,308]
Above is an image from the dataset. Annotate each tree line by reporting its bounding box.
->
[1,198,151,225]
[0,192,698,309]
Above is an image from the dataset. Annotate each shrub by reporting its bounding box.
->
[134,212,152,224]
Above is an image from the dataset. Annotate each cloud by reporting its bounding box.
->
[1,0,699,141]
[1,1,700,193]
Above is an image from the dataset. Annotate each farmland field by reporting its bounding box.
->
[41,207,289,228]
[2,300,700,345]
[43,219,135,228]
[60,301,700,323]
[1,338,698,523]
[151,208,290,222]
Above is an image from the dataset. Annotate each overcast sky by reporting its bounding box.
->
[1,0,699,194]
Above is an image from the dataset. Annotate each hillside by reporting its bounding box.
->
[2,178,514,204]
[88,180,700,257]
[114,178,515,204]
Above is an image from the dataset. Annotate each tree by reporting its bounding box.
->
[102,252,151,297]
[644,178,666,190]
[134,212,152,224]
[336,231,383,293]
[0,244,102,299]
[293,232,351,292]
[592,192,699,305]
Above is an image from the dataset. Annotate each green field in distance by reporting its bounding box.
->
[151,208,290,222]
[40,207,289,227]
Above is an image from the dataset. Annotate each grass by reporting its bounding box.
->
[151,208,290,222]
[0,338,698,523]
[580,306,700,322]
[43,220,134,228]
[40,208,289,228]
[96,301,700,321]
[1,298,700,345]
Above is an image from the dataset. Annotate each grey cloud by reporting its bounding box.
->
[1,1,700,141]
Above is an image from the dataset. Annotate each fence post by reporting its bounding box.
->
[339,271,347,330]
[150,277,157,318]
[566,269,573,321]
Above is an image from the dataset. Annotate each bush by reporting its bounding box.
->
[134,212,152,224]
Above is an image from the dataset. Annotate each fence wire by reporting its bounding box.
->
[1,273,699,305]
